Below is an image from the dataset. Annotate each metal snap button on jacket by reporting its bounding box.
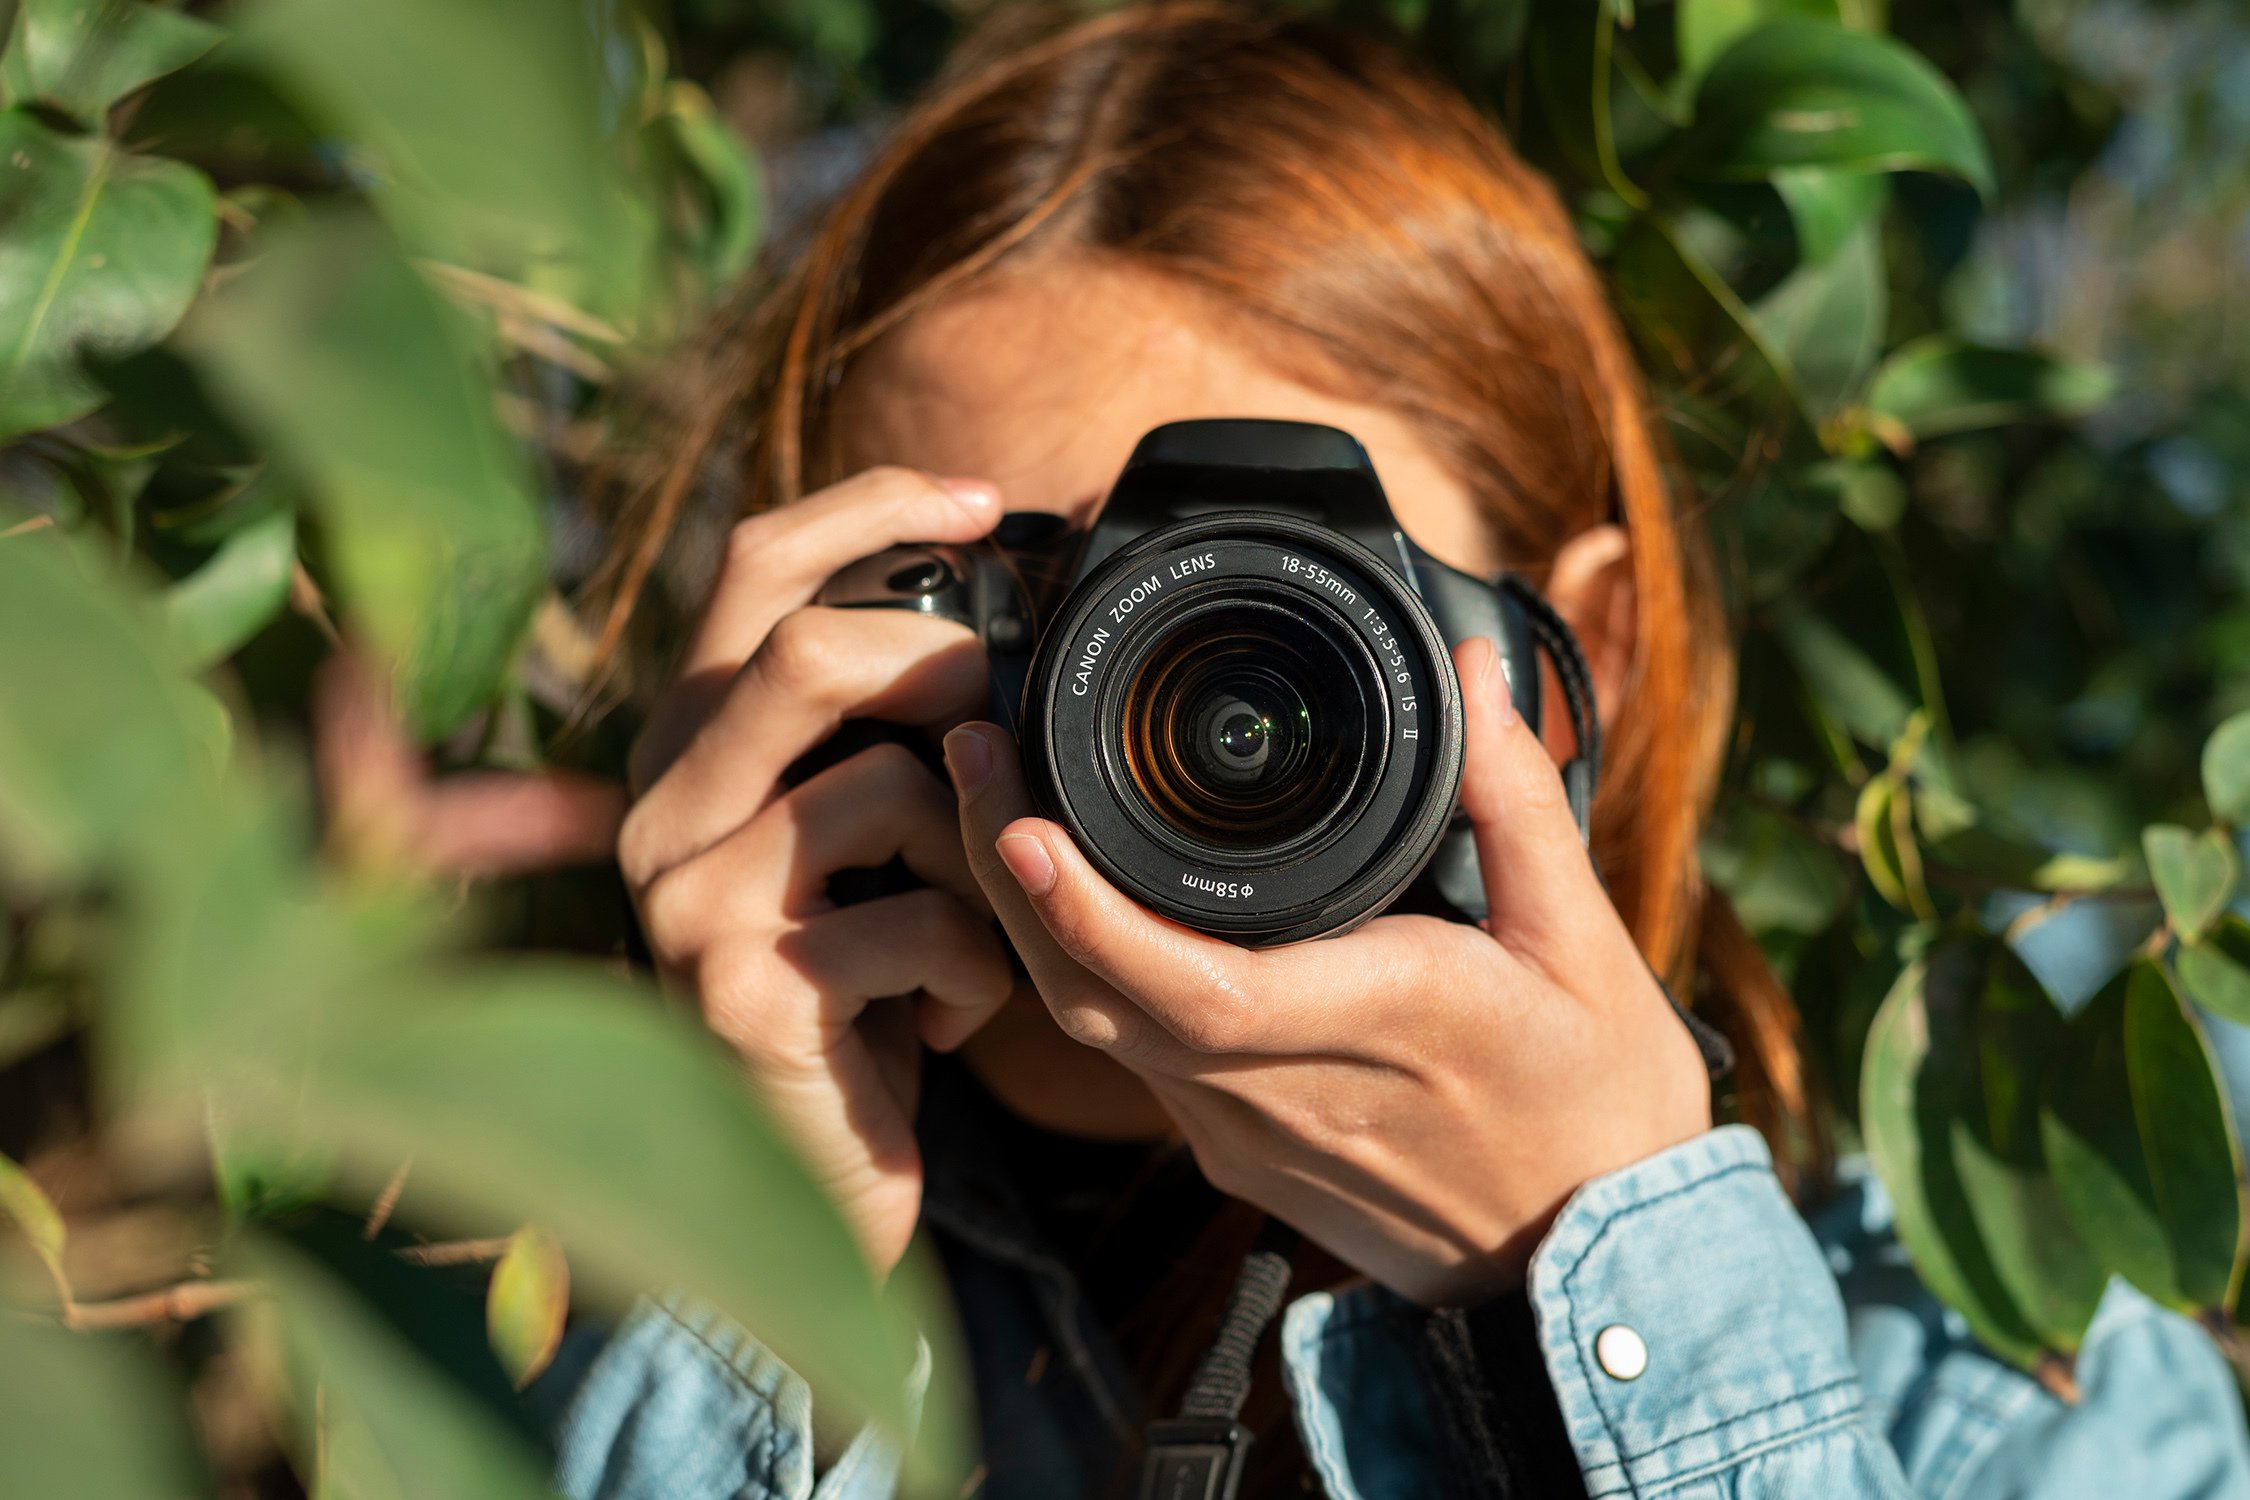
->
[1595,1324,1648,1381]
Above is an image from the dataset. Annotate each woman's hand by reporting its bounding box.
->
[619,467,1018,1279]
[942,635,1712,1306]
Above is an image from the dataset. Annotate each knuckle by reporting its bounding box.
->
[755,609,845,698]
[635,862,711,953]
[616,801,668,892]
[849,739,930,798]
[1167,971,1258,1054]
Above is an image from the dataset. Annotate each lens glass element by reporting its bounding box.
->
[1119,600,1377,854]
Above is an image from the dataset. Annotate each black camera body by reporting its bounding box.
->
[820,419,1554,945]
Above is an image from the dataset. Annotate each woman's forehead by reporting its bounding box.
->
[833,258,1504,575]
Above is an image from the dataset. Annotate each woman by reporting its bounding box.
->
[557,5,2250,1497]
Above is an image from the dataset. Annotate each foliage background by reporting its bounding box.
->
[4,0,2250,1493]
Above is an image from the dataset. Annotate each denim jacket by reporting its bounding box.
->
[550,1096,2250,1500]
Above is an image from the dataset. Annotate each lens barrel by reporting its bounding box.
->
[1019,512,1463,946]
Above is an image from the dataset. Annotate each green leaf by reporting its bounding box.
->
[1701,796,1851,935]
[1862,336,2114,445]
[218,966,948,1468]
[235,0,651,314]
[654,79,762,294]
[0,1315,195,1498]
[1776,609,1914,748]
[0,110,218,439]
[1674,0,1841,81]
[0,531,220,887]
[1772,165,1887,265]
[486,1223,569,1389]
[1802,455,1906,531]
[248,1233,555,1500]
[0,1148,67,1298]
[2143,823,2236,944]
[1944,950,2109,1353]
[2177,915,2250,1028]
[1682,20,1995,197]
[1750,215,1886,419]
[2042,960,2244,1314]
[2202,711,2250,826]
[1,0,221,123]
[1862,950,2046,1364]
[186,210,544,738]
[161,504,296,670]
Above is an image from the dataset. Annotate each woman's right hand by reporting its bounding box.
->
[618,467,1018,1278]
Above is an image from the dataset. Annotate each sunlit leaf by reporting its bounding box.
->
[2202,711,2250,826]
[0,1315,195,1498]
[186,210,544,738]
[1682,20,1994,196]
[161,505,296,670]
[654,79,762,294]
[1862,336,2113,445]
[1,0,221,123]
[2143,823,2236,944]
[2042,961,2243,1315]
[2178,915,2250,1028]
[0,110,217,439]
[0,1149,67,1299]
[1862,950,2045,1365]
[486,1223,568,1389]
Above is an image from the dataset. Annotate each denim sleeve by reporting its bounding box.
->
[1280,1125,2250,1500]
[550,1294,916,1500]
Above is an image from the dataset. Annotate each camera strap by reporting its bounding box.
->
[1133,1219,1298,1500]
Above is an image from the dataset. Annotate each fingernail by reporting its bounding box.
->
[1478,638,1519,727]
[997,833,1056,896]
[938,476,999,513]
[944,726,992,796]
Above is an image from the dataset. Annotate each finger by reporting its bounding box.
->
[945,724,1359,1065]
[1453,636,1608,946]
[654,742,988,927]
[772,888,1014,1054]
[620,608,987,884]
[631,468,1001,791]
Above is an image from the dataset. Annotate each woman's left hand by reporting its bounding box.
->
[941,636,1711,1306]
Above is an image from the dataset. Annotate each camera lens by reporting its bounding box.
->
[1120,604,1374,854]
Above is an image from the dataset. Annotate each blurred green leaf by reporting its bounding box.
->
[654,79,762,294]
[1,0,220,123]
[2042,960,2243,1315]
[1777,609,1914,748]
[1702,797,1851,935]
[2178,915,2250,1028]
[1862,336,2114,445]
[0,531,219,888]
[0,1148,67,1298]
[1751,215,1886,418]
[161,504,295,670]
[1772,165,1886,264]
[486,1223,568,1390]
[222,967,945,1467]
[186,210,544,738]
[2201,711,2250,826]
[237,0,651,314]
[1803,455,1907,531]
[0,109,217,439]
[0,1316,194,1498]
[1681,20,1995,196]
[1862,949,2046,1364]
[248,1234,555,1500]
[2143,823,2235,943]
[1674,0,1842,81]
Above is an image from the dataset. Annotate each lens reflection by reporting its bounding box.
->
[1120,601,1374,853]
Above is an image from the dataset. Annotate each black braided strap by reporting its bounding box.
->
[1177,1243,1296,1420]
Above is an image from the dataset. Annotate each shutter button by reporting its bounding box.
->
[1595,1325,1647,1381]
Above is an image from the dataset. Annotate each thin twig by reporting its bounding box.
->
[63,1279,257,1329]
[363,1158,412,1240]
[395,1236,512,1267]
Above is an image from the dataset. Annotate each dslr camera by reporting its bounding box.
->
[819,419,1596,947]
